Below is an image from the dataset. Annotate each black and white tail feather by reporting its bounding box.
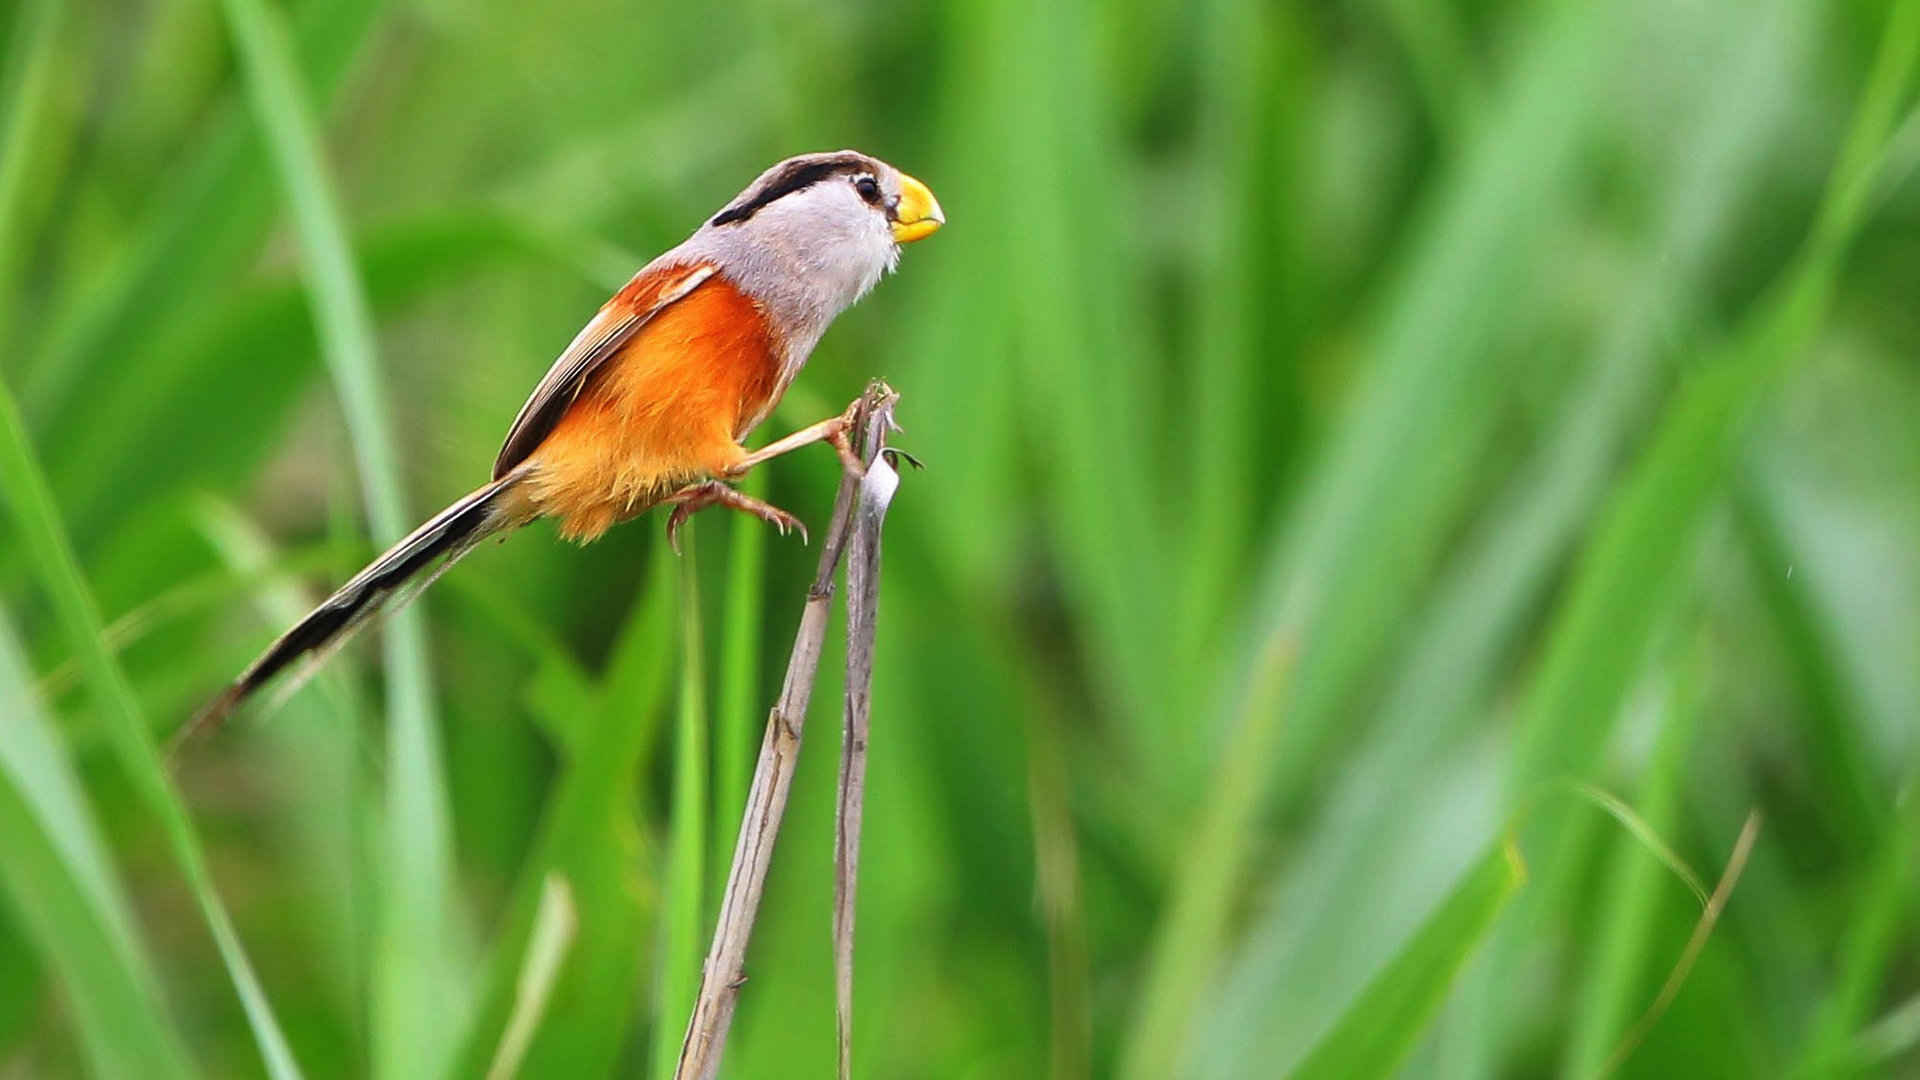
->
[181,474,526,747]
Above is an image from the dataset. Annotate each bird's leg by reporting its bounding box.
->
[723,401,865,478]
[679,398,885,551]
[662,480,807,553]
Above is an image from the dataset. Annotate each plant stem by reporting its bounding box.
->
[673,383,899,1080]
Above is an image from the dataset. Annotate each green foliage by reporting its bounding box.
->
[0,351,297,1076]
[213,0,465,1074]
[654,531,708,1080]
[3,0,1918,1076]
[0,612,194,1080]
[1288,840,1526,1080]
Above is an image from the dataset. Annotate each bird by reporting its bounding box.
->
[187,150,943,737]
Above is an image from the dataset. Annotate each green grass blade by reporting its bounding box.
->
[715,471,769,882]
[484,876,579,1080]
[208,0,426,655]
[34,538,357,707]
[1793,786,1920,1075]
[0,611,195,1080]
[1375,0,1482,140]
[449,541,679,1078]
[654,527,709,1080]
[1507,0,1920,843]
[1565,782,1710,910]
[51,208,604,539]
[972,0,1174,754]
[22,0,380,423]
[1239,0,1629,801]
[1176,0,1288,660]
[1506,358,1740,798]
[1125,6,1627,1072]
[0,374,301,1078]
[1120,639,1294,1080]
[1562,667,1703,1077]
[1477,6,1920,1067]
[0,0,80,359]
[1286,840,1526,1080]
[1360,0,1795,751]
[1732,483,1884,849]
[211,0,468,1073]
[1190,14,1797,1070]
[1836,989,1920,1072]
[193,496,373,1025]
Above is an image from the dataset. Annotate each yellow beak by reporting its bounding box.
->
[890,173,945,244]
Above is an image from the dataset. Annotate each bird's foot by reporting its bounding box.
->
[663,480,807,553]
[725,400,867,479]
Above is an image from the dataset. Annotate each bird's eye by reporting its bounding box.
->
[853,175,881,203]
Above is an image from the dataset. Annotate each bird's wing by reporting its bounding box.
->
[492,262,717,479]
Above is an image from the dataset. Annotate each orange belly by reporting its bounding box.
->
[523,275,783,541]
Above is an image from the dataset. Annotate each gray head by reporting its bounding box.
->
[670,150,944,364]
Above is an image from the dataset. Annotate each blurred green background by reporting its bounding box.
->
[2,0,1918,1076]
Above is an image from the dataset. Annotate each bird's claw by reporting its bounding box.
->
[663,481,808,553]
[766,507,809,545]
[666,503,694,555]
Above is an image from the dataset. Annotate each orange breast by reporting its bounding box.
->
[524,275,783,541]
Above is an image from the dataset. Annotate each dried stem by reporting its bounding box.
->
[1599,810,1762,1077]
[835,423,899,1080]
[673,381,900,1080]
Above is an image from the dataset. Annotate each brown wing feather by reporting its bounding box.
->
[492,262,716,479]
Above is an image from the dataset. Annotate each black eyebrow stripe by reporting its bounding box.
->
[710,155,870,226]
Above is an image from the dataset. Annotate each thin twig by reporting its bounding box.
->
[673,382,900,1080]
[835,417,900,1080]
[1599,810,1762,1077]
[484,876,578,1080]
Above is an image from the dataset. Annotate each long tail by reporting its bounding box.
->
[183,474,529,744]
